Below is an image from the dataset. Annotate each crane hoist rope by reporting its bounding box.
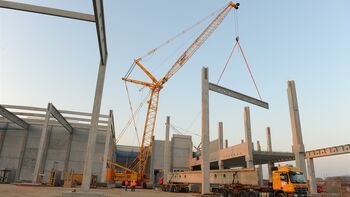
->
[121,1,240,183]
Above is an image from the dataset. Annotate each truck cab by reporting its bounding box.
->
[272,166,308,197]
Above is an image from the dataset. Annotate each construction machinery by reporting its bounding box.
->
[118,1,240,186]
[162,165,308,197]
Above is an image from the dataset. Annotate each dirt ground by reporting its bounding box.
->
[0,184,197,197]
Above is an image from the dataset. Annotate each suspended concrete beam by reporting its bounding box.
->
[49,104,73,134]
[0,0,95,22]
[0,105,29,130]
[209,83,269,109]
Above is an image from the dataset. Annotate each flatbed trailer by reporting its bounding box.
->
[161,166,308,197]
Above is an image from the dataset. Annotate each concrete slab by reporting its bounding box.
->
[62,191,105,197]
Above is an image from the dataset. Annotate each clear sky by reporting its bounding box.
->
[0,0,349,178]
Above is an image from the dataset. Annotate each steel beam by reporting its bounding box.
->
[208,83,269,109]
[305,144,350,159]
[0,0,95,22]
[49,103,73,134]
[0,105,29,129]
[93,0,108,65]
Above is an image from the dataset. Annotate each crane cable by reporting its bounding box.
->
[116,89,150,144]
[124,81,140,146]
[138,5,225,61]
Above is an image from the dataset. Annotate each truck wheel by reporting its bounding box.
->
[275,192,286,197]
[227,191,235,197]
[174,186,179,193]
[239,190,248,197]
[219,190,227,197]
[249,191,259,197]
[184,187,189,193]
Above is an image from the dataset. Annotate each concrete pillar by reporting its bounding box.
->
[63,131,73,177]
[287,81,307,177]
[218,122,224,170]
[33,103,51,183]
[82,60,107,192]
[307,158,318,196]
[257,140,263,185]
[201,67,210,194]
[41,126,53,173]
[266,127,274,181]
[225,139,228,148]
[163,116,171,184]
[101,110,112,183]
[0,123,8,155]
[241,139,244,144]
[244,107,254,168]
[16,128,29,180]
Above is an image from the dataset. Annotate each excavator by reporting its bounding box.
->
[105,1,240,187]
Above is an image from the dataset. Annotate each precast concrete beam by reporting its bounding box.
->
[287,80,307,177]
[208,83,269,109]
[93,0,108,65]
[0,0,95,22]
[0,105,29,129]
[244,107,254,168]
[49,103,73,134]
[201,67,210,194]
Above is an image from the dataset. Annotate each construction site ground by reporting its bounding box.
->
[0,184,195,197]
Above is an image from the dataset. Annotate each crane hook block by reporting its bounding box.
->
[228,2,240,9]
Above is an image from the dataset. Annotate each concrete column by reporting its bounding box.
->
[201,67,210,194]
[0,123,8,155]
[257,140,263,185]
[266,127,274,181]
[163,116,171,184]
[33,103,51,183]
[218,122,224,170]
[241,139,244,144]
[16,128,29,180]
[63,131,73,177]
[101,110,112,183]
[225,139,228,148]
[287,80,307,177]
[42,126,53,173]
[307,158,318,196]
[82,60,107,191]
[244,107,254,168]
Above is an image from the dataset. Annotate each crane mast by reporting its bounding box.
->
[122,2,239,183]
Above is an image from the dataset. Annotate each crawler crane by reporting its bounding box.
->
[115,2,240,186]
